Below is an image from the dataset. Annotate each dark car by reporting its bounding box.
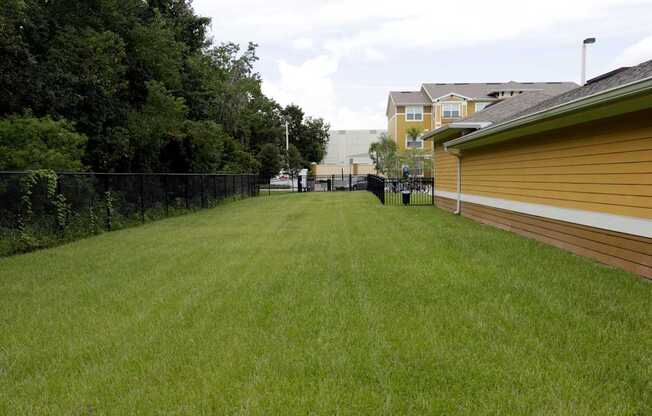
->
[351,176,367,190]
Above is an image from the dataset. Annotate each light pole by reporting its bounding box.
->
[285,121,289,152]
[581,37,596,85]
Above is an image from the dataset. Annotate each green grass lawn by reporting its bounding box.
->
[1,192,650,415]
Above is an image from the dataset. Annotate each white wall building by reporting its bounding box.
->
[322,129,385,165]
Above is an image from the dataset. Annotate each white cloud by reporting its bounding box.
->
[193,0,652,130]
[363,48,386,62]
[262,55,338,120]
[292,37,313,50]
[262,55,386,129]
[197,0,652,57]
[613,35,652,67]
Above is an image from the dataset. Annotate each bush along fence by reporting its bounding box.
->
[367,174,435,206]
[0,171,259,256]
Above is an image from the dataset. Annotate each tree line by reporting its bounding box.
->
[0,0,329,177]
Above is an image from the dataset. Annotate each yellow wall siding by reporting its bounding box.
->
[460,110,652,219]
[434,143,458,192]
[466,101,476,117]
[394,109,433,152]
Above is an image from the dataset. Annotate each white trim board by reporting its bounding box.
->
[434,190,652,238]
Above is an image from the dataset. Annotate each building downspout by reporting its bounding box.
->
[454,153,462,215]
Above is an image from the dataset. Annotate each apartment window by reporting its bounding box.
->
[406,135,423,149]
[405,105,423,121]
[475,102,490,112]
[442,103,461,118]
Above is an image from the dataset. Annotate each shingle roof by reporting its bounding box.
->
[421,81,577,101]
[504,60,652,122]
[443,59,652,149]
[460,91,555,124]
[389,91,431,105]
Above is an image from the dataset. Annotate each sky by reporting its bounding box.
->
[192,0,652,130]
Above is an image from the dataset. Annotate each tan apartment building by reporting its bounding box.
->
[386,82,577,152]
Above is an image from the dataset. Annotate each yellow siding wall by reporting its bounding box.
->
[434,143,457,192]
[460,110,652,219]
[394,107,433,152]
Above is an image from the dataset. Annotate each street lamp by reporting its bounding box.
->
[581,37,596,85]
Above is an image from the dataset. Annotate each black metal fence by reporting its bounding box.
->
[367,174,434,206]
[0,171,258,256]
[306,174,369,192]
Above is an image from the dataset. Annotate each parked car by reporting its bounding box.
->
[352,176,367,190]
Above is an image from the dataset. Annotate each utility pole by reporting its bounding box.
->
[581,37,596,85]
[285,121,291,191]
[285,121,289,152]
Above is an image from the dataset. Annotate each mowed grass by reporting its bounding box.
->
[1,192,651,415]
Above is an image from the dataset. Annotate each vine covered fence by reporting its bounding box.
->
[0,171,259,256]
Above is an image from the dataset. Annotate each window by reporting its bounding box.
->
[442,103,461,118]
[475,102,490,112]
[406,135,423,149]
[405,105,423,121]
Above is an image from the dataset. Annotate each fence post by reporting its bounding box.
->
[431,177,435,206]
[139,174,145,223]
[331,175,335,192]
[381,177,385,205]
[349,174,352,191]
[184,176,189,209]
[200,175,205,208]
[213,175,217,205]
[163,175,169,216]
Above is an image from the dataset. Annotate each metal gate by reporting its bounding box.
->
[306,174,369,192]
[367,175,434,206]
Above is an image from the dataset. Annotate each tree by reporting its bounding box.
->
[257,144,281,181]
[124,81,188,172]
[399,148,429,177]
[369,133,398,176]
[406,127,422,143]
[401,127,429,176]
[0,0,329,175]
[0,114,87,171]
[282,105,330,166]
[285,144,304,178]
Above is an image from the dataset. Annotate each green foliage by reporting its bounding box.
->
[285,144,304,177]
[0,114,87,171]
[283,104,330,166]
[406,126,422,140]
[130,12,183,90]
[399,148,430,177]
[15,169,59,251]
[125,81,188,171]
[104,190,114,231]
[0,0,329,174]
[257,144,282,181]
[369,133,398,176]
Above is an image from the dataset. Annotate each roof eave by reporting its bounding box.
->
[422,122,490,143]
[445,76,652,151]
